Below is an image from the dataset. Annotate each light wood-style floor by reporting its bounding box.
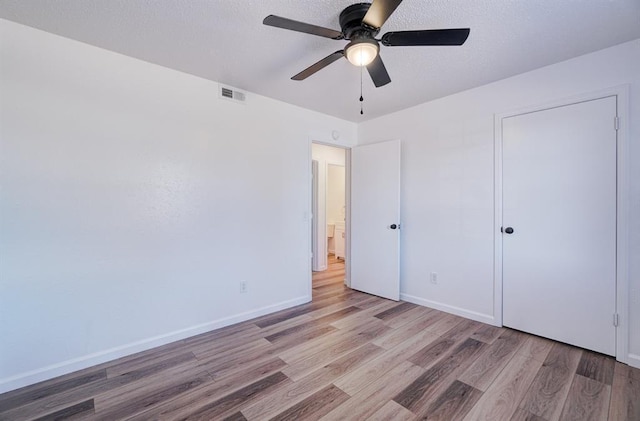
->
[1,255,639,420]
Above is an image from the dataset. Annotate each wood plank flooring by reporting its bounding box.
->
[1,254,639,420]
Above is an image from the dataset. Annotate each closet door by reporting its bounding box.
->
[502,96,617,355]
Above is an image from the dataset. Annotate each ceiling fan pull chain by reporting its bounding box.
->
[360,65,364,115]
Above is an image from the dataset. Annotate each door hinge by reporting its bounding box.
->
[614,116,620,131]
[613,313,619,327]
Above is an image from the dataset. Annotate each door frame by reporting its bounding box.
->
[493,85,630,363]
[311,160,319,271]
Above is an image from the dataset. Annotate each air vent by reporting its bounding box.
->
[221,87,233,98]
[219,84,246,104]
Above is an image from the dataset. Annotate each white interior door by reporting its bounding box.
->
[502,96,617,356]
[351,139,401,300]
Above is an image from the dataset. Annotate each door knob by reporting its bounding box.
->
[504,227,514,234]
[390,224,398,230]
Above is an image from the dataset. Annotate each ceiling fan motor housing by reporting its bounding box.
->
[339,3,380,39]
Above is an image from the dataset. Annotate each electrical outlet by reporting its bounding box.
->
[430,272,438,284]
[240,280,248,293]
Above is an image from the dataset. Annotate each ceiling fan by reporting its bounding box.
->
[263,0,470,88]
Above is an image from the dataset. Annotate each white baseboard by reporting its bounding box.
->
[0,295,311,394]
[627,353,640,369]
[400,293,498,326]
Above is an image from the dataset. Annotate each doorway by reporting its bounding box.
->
[495,90,629,359]
[310,139,402,301]
[311,143,347,284]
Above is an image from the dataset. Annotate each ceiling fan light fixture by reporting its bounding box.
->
[345,39,379,67]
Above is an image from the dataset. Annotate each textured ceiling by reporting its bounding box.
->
[1,0,639,122]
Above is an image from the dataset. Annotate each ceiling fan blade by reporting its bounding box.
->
[292,51,345,81]
[366,55,391,87]
[381,28,470,46]
[263,15,344,40]
[362,0,403,29]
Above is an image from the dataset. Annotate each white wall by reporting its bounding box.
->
[0,19,356,393]
[311,144,346,269]
[358,39,640,366]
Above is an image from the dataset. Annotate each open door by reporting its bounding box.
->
[350,139,401,300]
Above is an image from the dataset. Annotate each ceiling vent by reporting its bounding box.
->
[219,84,246,103]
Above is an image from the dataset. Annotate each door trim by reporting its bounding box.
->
[493,85,630,363]
[311,160,319,271]
[345,148,352,288]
